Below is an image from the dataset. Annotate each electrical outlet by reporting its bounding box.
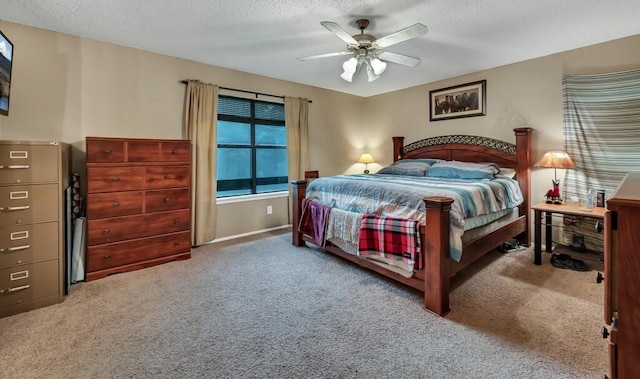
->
[266,205,273,215]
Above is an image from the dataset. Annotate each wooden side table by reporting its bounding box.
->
[532,202,606,265]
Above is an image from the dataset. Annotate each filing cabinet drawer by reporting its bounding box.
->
[0,222,59,268]
[145,188,190,213]
[87,209,190,245]
[145,166,190,189]
[0,184,59,226]
[0,145,59,185]
[87,231,191,272]
[87,167,145,193]
[0,260,59,310]
[86,191,144,219]
[86,139,125,163]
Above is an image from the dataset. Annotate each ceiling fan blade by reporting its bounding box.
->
[320,21,359,47]
[297,51,353,61]
[378,51,421,67]
[372,23,428,49]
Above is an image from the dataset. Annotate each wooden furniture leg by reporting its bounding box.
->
[534,209,542,265]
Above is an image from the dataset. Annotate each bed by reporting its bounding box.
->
[291,128,532,316]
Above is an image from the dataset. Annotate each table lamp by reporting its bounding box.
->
[534,150,575,204]
[357,153,375,174]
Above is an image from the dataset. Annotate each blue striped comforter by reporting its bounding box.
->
[305,174,523,262]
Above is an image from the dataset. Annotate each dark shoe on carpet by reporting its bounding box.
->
[550,253,590,271]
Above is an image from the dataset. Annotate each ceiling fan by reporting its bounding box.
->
[298,19,428,82]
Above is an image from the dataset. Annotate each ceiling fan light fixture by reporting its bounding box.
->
[370,58,387,75]
[340,70,354,82]
[342,57,358,74]
[365,62,380,82]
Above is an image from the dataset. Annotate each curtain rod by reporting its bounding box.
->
[180,80,312,103]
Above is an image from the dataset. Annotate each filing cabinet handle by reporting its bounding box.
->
[1,245,30,252]
[0,165,30,169]
[164,197,171,203]
[104,149,112,155]
[111,176,120,182]
[171,149,178,154]
[0,284,30,294]
[112,202,120,208]
[0,205,30,212]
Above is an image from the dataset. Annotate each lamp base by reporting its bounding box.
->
[364,169,370,174]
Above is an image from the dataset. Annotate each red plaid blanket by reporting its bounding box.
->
[358,214,422,271]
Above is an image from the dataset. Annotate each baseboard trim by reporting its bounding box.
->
[205,225,291,245]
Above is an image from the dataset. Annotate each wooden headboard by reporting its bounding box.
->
[392,127,533,237]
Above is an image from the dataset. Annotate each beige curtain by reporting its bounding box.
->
[285,97,310,222]
[184,80,218,246]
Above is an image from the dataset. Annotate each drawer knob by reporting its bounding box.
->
[164,197,171,203]
[103,254,111,259]
[104,149,112,155]
[111,176,120,182]
[112,202,120,208]
[173,219,180,224]
[103,229,110,234]
[171,149,178,155]
[174,241,180,246]
[164,174,171,179]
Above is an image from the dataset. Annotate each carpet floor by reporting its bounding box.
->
[0,232,607,378]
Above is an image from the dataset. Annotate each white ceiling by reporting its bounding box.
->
[2,0,640,97]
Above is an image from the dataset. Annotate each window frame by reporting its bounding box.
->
[216,95,287,198]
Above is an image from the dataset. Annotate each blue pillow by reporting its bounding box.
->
[377,159,434,176]
[377,165,428,176]
[427,161,499,180]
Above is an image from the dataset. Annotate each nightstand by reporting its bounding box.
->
[532,201,606,266]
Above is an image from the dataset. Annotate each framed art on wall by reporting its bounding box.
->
[0,30,13,116]
[429,80,486,121]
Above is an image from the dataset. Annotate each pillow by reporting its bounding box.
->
[496,167,517,179]
[427,161,499,180]
[377,159,433,176]
[377,165,428,176]
[395,158,442,166]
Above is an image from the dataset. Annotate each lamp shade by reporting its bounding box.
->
[534,151,575,169]
[357,153,375,164]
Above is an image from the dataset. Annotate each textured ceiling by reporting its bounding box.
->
[1,0,640,97]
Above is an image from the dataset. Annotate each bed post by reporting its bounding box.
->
[291,180,307,247]
[423,196,454,316]
[392,136,404,162]
[514,127,533,246]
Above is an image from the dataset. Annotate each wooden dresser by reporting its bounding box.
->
[0,141,69,317]
[604,172,640,378]
[85,137,192,281]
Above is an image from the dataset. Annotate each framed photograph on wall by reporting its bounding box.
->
[429,80,486,122]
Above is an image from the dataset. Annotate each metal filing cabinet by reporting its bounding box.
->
[0,141,69,317]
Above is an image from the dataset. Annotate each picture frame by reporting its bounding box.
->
[0,29,14,116]
[429,80,486,122]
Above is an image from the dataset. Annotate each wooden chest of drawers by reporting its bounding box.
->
[85,137,191,281]
[0,141,69,317]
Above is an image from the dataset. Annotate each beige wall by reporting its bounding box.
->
[1,20,639,240]
[364,34,640,210]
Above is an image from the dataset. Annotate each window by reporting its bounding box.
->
[217,96,288,198]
